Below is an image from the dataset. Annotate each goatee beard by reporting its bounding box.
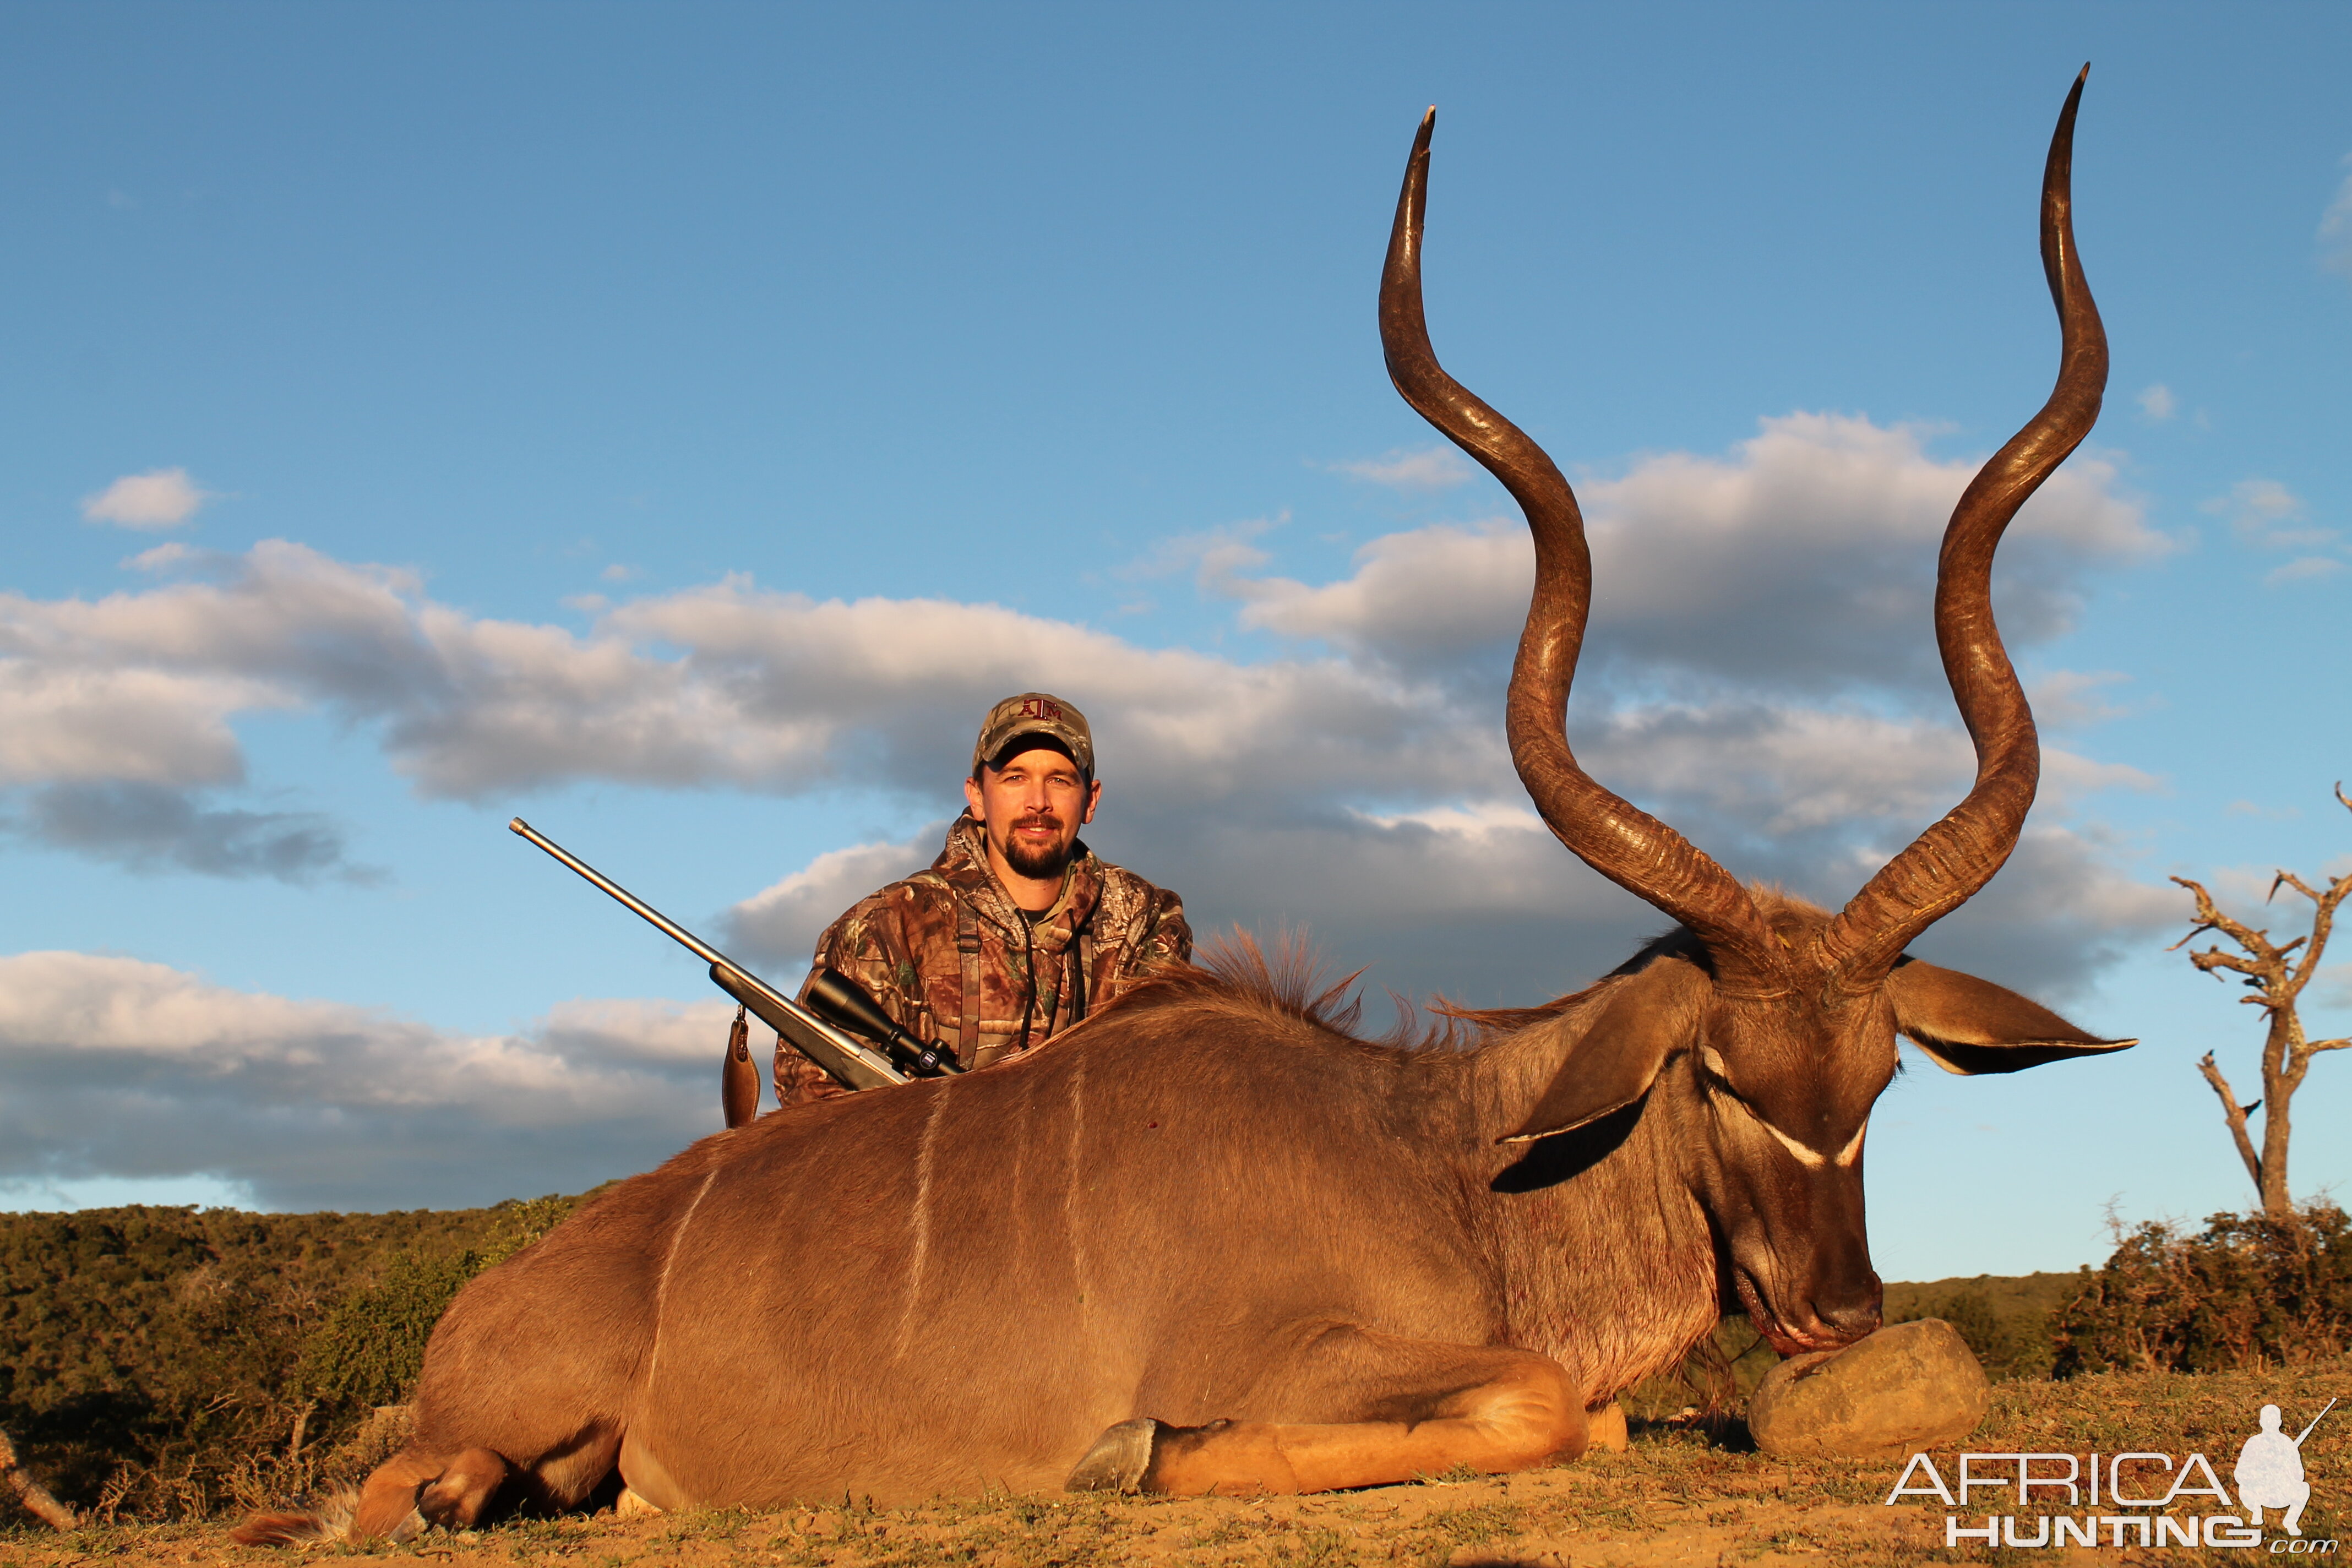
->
[1001,815,1071,880]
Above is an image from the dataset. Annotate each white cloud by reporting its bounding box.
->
[1354,799,1546,840]
[7,782,370,883]
[1244,413,2161,694]
[0,950,733,1209]
[1572,414,2157,685]
[3,413,2160,814]
[79,467,213,529]
[2029,670,2133,729]
[4,406,2176,1026]
[1119,516,1278,592]
[0,394,2192,1202]
[2322,153,2352,279]
[1904,824,2181,1002]
[1327,444,1476,491]
[1235,518,1528,673]
[2173,852,2352,973]
[2136,383,2177,421]
[723,826,944,966]
[1576,702,2154,841]
[0,660,275,786]
[2266,556,2344,587]
[2206,478,2338,551]
[2203,480,2345,586]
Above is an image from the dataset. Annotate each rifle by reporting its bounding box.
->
[509,819,961,1106]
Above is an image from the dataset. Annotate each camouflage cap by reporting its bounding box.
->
[972,693,1095,778]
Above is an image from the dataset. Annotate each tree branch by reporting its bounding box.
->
[2171,877,2275,957]
[2198,1052,2265,1196]
[2270,871,2322,906]
[0,1428,77,1532]
[2186,947,2266,979]
[2176,790,2349,1218]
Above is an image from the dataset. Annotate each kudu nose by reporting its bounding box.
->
[1802,1268,1884,1346]
[1815,1295,1882,1343]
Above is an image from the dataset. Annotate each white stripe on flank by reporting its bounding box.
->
[1065,1055,1091,1325]
[645,1165,719,1396]
[897,1087,947,1359]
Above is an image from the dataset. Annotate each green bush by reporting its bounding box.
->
[296,1194,569,1416]
[0,1195,576,1523]
[295,1248,482,1413]
[2051,1202,2352,1376]
[1891,1288,2050,1380]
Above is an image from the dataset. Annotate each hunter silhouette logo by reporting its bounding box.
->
[2240,1400,2333,1538]
[1883,1397,2337,1550]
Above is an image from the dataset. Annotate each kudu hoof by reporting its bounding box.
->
[1065,1417,1164,1493]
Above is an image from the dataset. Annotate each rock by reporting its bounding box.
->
[1746,1319,1990,1459]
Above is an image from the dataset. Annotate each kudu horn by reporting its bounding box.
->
[1380,72,2107,997]
[1379,107,1784,994]
[1814,66,2107,990]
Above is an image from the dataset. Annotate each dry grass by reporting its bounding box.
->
[0,1357,2342,1567]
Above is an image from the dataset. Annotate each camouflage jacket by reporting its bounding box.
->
[774,815,1190,1104]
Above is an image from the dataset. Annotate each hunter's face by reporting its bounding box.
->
[965,743,1100,883]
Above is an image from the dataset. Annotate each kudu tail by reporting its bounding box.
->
[228,1488,362,1547]
[230,1444,508,1547]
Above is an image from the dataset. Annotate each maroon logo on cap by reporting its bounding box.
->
[1020,698,1063,722]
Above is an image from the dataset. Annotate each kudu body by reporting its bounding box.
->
[239,77,2132,1542]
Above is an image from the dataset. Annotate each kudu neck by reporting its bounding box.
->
[1453,1009,1723,1398]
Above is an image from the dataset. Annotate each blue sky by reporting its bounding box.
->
[2,2,2346,1281]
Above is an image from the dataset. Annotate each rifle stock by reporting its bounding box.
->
[707,957,905,1093]
[509,818,907,1094]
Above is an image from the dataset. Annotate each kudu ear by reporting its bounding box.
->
[1499,957,1706,1144]
[1886,957,2136,1075]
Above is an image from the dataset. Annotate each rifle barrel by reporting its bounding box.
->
[508,817,906,1091]
[510,818,729,968]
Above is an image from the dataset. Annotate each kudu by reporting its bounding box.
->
[238,74,2132,1543]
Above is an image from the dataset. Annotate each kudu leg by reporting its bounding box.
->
[416,1447,513,1530]
[345,1445,513,1540]
[284,1434,588,1547]
[1070,1328,1585,1496]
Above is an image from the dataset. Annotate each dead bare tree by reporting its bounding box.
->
[0,1427,78,1533]
[2171,784,2352,1216]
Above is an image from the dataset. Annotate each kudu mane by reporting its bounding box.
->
[1148,889,1838,1048]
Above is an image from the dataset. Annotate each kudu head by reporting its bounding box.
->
[1381,72,2134,1355]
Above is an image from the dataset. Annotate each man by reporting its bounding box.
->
[775,693,1191,1104]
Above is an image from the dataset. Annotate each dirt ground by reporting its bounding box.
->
[3,1359,2343,1567]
